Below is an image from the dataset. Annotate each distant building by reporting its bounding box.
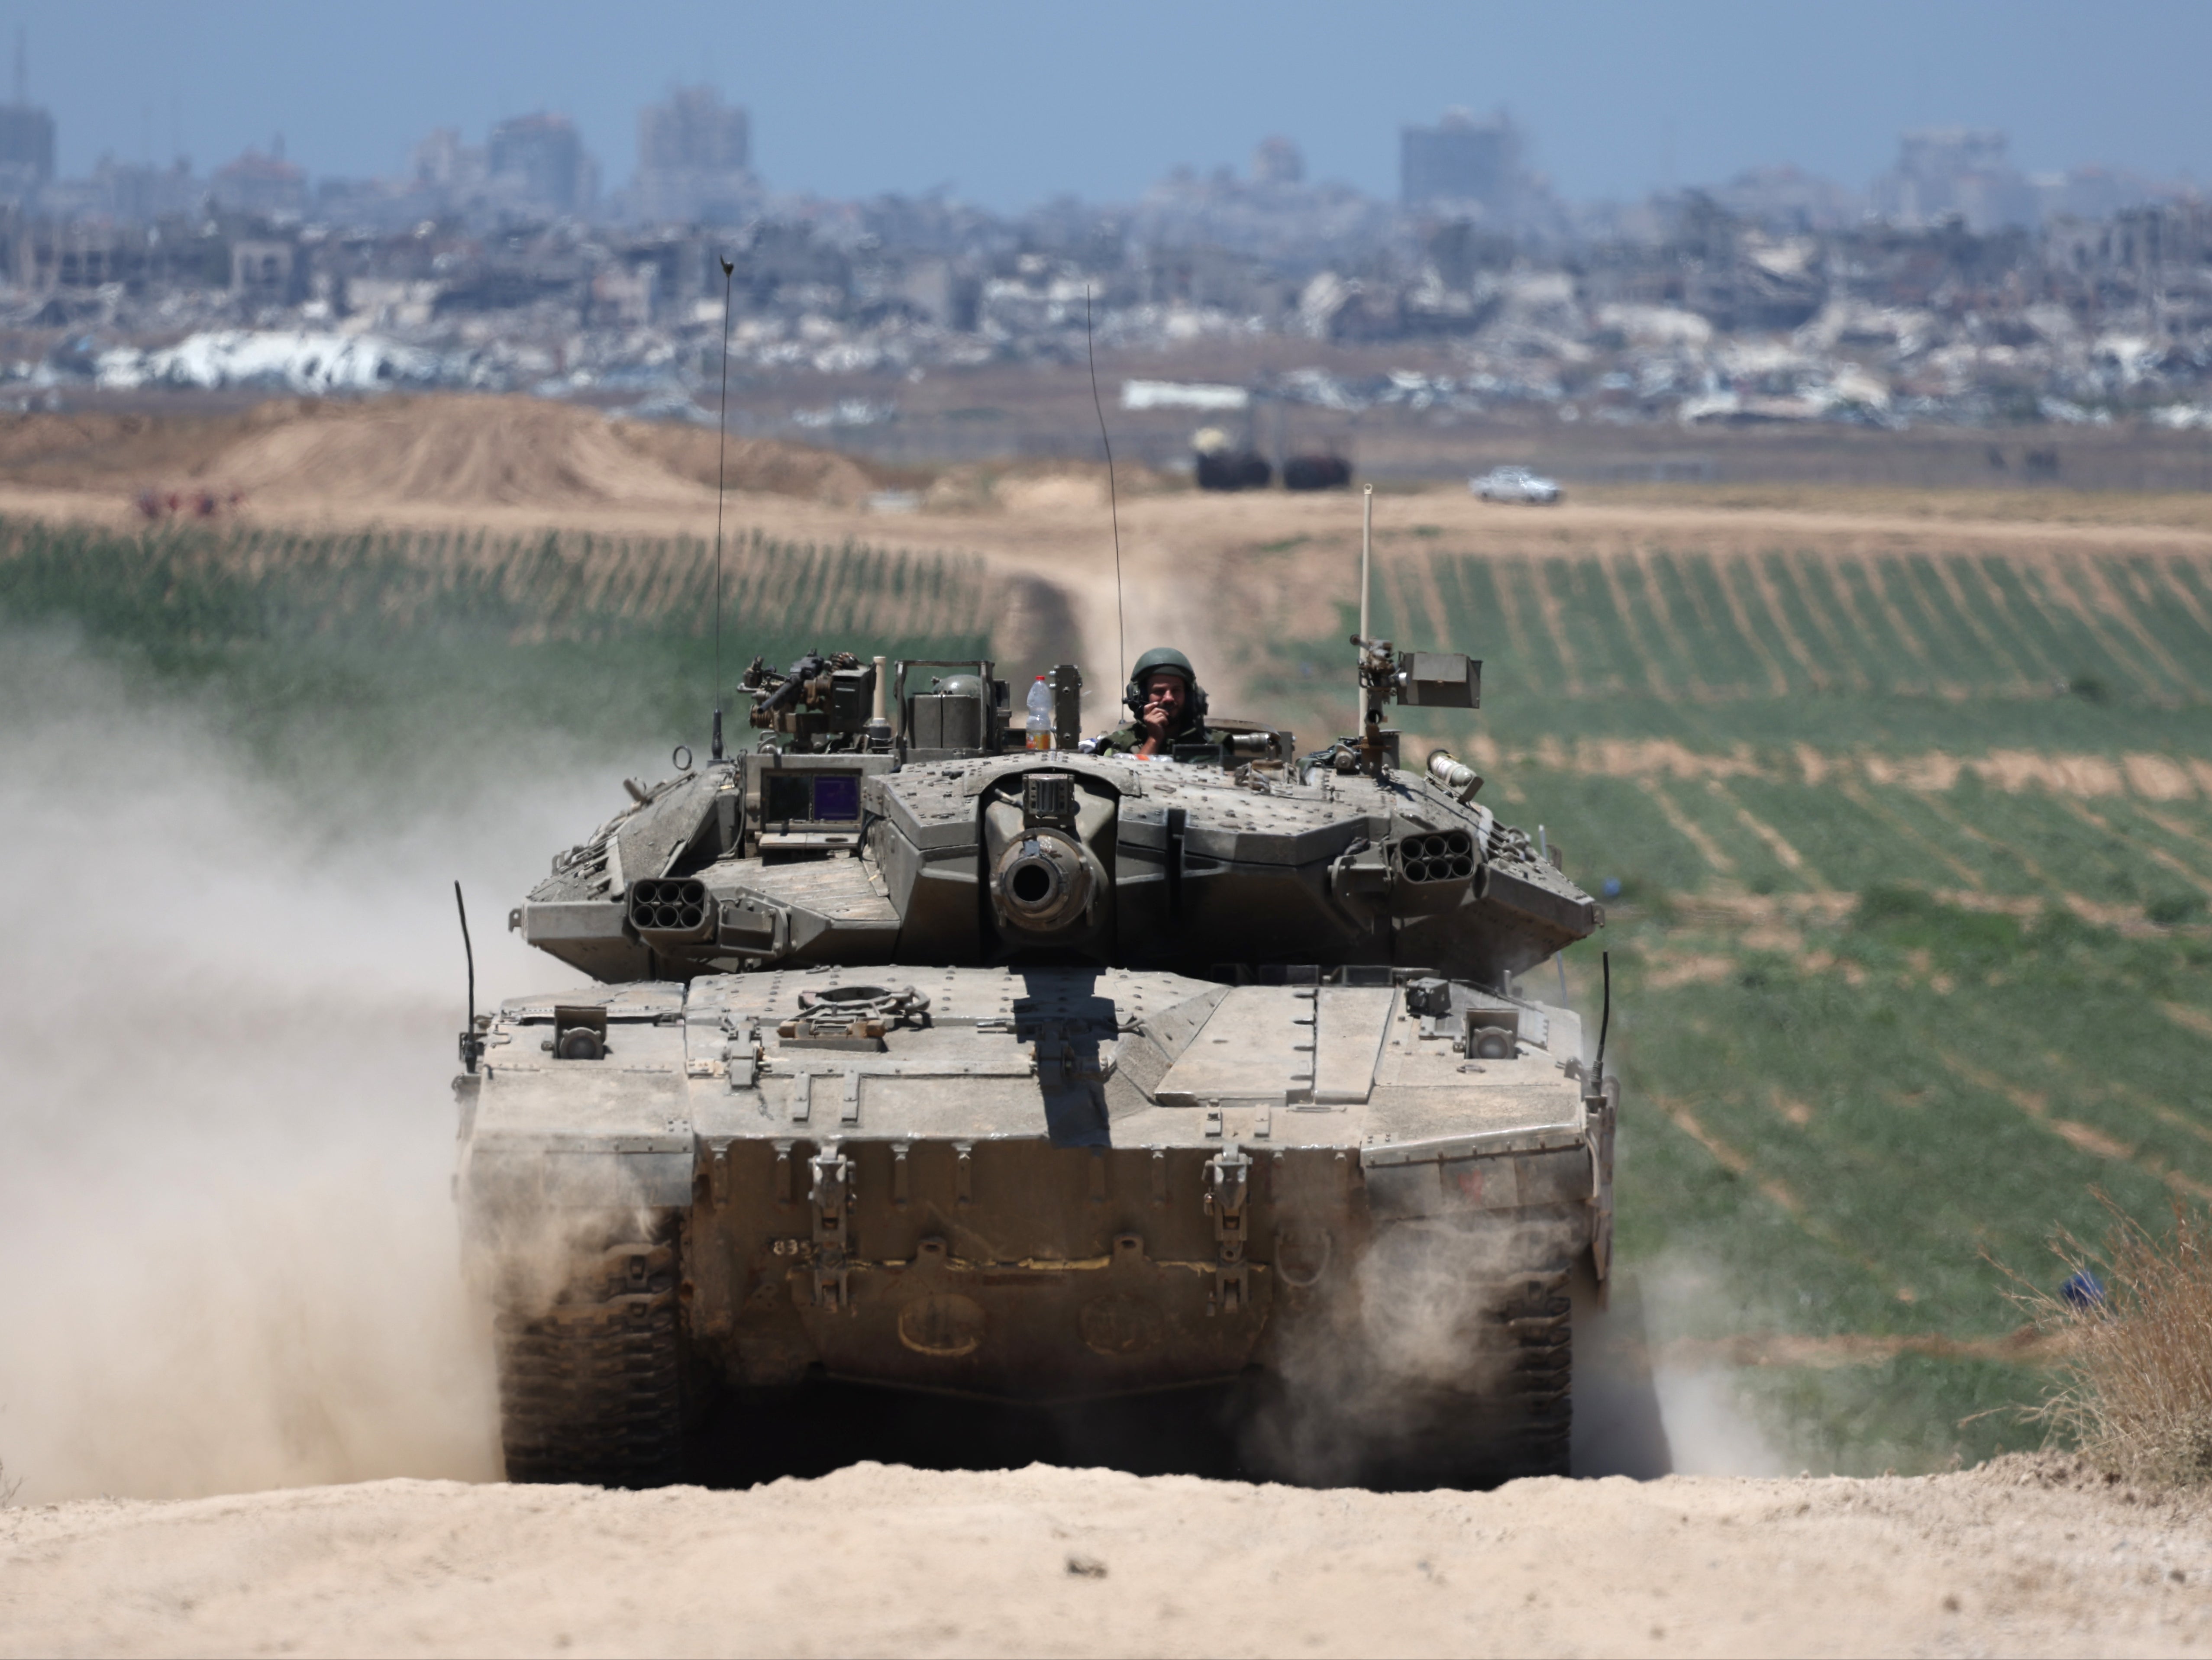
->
[411,126,483,192]
[0,28,55,201]
[488,113,587,216]
[2032,164,2186,224]
[1401,109,1520,212]
[1251,136,1304,187]
[640,84,748,175]
[211,145,307,218]
[1714,164,1864,232]
[1871,129,2035,232]
[86,157,201,222]
[231,238,297,301]
[634,86,756,224]
[0,100,53,189]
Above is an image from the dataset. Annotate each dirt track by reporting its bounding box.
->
[4,1458,2209,1657]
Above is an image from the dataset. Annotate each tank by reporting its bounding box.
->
[454,633,1613,1490]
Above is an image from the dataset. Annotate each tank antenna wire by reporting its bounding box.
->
[1593,949,1611,1092]
[1359,482,1373,647]
[710,255,736,762]
[453,880,481,1074]
[1084,283,1127,682]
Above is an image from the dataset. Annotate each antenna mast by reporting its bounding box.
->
[1352,482,1394,779]
[1083,284,1127,682]
[710,255,735,761]
[1359,481,1372,654]
[453,880,483,1073]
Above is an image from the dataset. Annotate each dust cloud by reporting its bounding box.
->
[1636,1256,1794,1477]
[0,632,609,1503]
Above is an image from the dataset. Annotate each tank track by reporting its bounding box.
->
[1483,1267,1574,1481]
[495,1237,685,1487]
[1367,1266,1575,1489]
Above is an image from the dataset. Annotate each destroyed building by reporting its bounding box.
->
[1,89,2207,446]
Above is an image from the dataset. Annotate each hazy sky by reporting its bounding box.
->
[15,0,2209,208]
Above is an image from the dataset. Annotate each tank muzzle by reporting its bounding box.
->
[991,829,1094,935]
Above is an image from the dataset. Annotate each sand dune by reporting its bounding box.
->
[218,396,710,511]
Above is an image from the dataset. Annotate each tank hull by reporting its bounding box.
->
[458,963,1609,1485]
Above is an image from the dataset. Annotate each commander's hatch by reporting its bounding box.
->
[1151,984,1395,1108]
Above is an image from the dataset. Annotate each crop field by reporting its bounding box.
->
[0,519,997,793]
[1253,535,2212,1471]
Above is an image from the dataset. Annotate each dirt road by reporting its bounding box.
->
[3,1457,2206,1658]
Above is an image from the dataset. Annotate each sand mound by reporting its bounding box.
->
[214,396,710,511]
[0,409,254,488]
[997,473,1108,513]
[608,420,880,506]
[4,1460,2208,1657]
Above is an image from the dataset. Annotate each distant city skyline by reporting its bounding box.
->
[6,0,2209,211]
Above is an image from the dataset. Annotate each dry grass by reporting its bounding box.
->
[2027,1201,2212,1484]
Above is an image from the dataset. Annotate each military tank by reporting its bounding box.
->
[454,614,1614,1491]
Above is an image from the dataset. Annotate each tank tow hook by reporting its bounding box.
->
[809,1144,855,1312]
[1204,1149,1253,1316]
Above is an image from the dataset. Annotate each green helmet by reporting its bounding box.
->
[1124,646,1208,722]
[1129,646,1195,687]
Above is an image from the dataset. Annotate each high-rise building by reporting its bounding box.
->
[640,85,748,174]
[0,28,55,198]
[488,113,587,216]
[635,86,756,223]
[1400,109,1521,212]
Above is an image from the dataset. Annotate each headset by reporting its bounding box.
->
[1124,667,1209,725]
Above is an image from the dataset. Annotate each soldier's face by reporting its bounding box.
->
[1142,671,1186,724]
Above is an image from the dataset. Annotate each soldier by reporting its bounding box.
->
[1094,646,1233,759]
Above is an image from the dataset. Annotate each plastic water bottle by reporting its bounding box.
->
[1026,675,1054,750]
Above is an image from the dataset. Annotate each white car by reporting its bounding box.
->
[1470,465,1562,504]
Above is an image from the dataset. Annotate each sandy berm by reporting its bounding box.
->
[3,1456,2211,1657]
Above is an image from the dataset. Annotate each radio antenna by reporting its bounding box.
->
[1083,284,1127,681]
[453,880,483,1073]
[710,255,736,762]
[1359,482,1373,646]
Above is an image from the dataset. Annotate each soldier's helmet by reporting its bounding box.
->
[1124,646,1207,721]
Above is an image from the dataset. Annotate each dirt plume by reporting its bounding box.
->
[0,632,605,1503]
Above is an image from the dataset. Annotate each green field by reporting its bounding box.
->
[15,515,2212,1473]
[0,518,997,809]
[1270,538,2212,1472]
